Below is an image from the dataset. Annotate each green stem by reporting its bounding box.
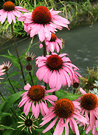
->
[11,22,26,85]
[29,72,34,86]
[42,41,47,89]
[0,92,5,101]
[6,71,16,93]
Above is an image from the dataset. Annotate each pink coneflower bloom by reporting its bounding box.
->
[0,61,11,76]
[17,6,70,42]
[0,1,28,24]
[18,83,57,118]
[78,88,98,133]
[40,33,62,53]
[40,98,88,135]
[36,53,81,90]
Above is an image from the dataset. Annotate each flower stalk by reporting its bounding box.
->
[6,71,16,93]
[11,22,26,85]
[42,41,47,89]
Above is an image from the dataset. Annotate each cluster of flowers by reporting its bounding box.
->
[0,1,98,135]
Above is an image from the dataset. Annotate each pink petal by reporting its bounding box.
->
[38,25,45,42]
[8,12,12,24]
[46,98,55,106]
[41,113,56,126]
[0,9,4,15]
[42,111,55,120]
[69,119,75,133]
[46,88,56,93]
[44,24,51,40]
[24,83,31,90]
[63,69,71,87]
[43,70,52,84]
[41,102,49,114]
[36,66,49,81]
[39,102,45,116]
[34,102,39,118]
[65,119,69,135]
[80,88,87,95]
[18,97,28,107]
[32,102,36,116]
[30,24,41,37]
[90,110,95,129]
[0,11,7,24]
[53,119,61,135]
[15,6,28,12]
[70,118,79,135]
[24,101,31,116]
[39,43,43,48]
[49,70,57,88]
[59,69,67,86]
[43,117,58,133]
[55,71,62,90]
[11,11,16,23]
[46,95,57,101]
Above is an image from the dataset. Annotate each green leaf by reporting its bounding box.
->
[55,89,82,100]
[0,124,15,130]
[1,112,12,117]
[2,130,14,135]
[8,71,21,78]
[1,91,23,111]
[5,86,15,94]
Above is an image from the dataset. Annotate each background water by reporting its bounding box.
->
[0,22,98,96]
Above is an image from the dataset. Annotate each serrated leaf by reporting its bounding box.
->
[55,89,82,100]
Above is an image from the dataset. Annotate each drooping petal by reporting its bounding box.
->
[90,110,95,129]
[80,88,87,95]
[42,117,58,133]
[0,11,7,24]
[41,102,49,114]
[33,102,39,118]
[11,11,16,23]
[18,97,28,107]
[24,101,31,116]
[38,25,45,42]
[39,101,45,116]
[8,12,12,24]
[70,118,79,135]
[24,83,31,90]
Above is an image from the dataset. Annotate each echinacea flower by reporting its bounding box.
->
[0,1,28,24]
[40,98,88,135]
[0,61,11,78]
[36,53,81,90]
[40,33,62,53]
[18,6,70,42]
[18,83,57,118]
[78,88,98,134]
[24,52,35,62]
[17,114,38,133]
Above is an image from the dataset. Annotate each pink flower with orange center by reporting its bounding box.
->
[0,1,28,24]
[36,53,81,90]
[78,88,98,134]
[17,6,70,42]
[40,33,62,53]
[18,83,57,118]
[40,98,88,135]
